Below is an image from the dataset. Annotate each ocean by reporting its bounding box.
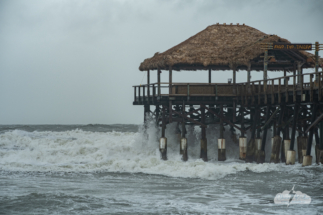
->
[0,123,322,214]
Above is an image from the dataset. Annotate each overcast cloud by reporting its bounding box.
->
[0,0,322,124]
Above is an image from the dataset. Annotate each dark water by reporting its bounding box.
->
[0,124,322,214]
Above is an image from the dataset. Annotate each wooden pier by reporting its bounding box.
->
[133,24,323,165]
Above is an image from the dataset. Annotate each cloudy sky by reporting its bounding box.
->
[0,0,322,124]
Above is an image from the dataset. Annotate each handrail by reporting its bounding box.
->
[133,70,323,103]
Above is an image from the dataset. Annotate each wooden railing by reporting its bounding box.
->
[133,71,323,104]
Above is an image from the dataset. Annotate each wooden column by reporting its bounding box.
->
[147,70,150,102]
[169,66,172,95]
[247,62,251,83]
[257,105,270,163]
[181,102,188,161]
[200,105,207,162]
[160,105,167,160]
[297,62,302,84]
[306,104,317,156]
[289,104,299,151]
[157,68,161,97]
[246,107,258,162]
[315,41,319,80]
[208,69,211,84]
[218,104,226,161]
[264,49,268,92]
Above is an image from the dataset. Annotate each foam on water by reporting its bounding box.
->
[0,123,320,180]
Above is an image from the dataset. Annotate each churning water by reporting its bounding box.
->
[0,124,322,214]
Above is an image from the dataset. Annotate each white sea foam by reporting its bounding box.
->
[0,123,320,180]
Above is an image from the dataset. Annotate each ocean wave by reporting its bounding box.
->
[0,125,320,180]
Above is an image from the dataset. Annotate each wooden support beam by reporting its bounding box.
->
[161,106,166,137]
[203,105,246,133]
[306,104,318,156]
[261,105,271,151]
[169,66,172,94]
[261,107,280,131]
[200,105,207,161]
[157,68,161,97]
[290,104,300,150]
[147,70,150,103]
[208,69,211,84]
[305,112,323,133]
[173,110,206,127]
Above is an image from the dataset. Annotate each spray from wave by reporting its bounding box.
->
[0,121,319,179]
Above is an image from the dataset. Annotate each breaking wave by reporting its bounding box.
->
[0,122,319,179]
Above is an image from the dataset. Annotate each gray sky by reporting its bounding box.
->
[0,0,322,124]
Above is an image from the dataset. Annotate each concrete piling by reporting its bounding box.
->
[270,136,282,163]
[159,137,167,160]
[302,155,312,166]
[181,138,188,161]
[297,136,307,163]
[239,137,247,160]
[286,150,296,165]
[284,139,291,162]
[218,138,226,161]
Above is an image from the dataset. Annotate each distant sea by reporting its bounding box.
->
[0,124,322,214]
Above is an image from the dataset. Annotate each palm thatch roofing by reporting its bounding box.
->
[139,23,322,71]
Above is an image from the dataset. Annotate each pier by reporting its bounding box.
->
[133,24,323,166]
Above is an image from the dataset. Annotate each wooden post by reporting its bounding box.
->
[293,64,296,102]
[160,105,167,160]
[134,87,137,102]
[218,104,226,161]
[297,62,302,84]
[147,70,150,102]
[155,105,160,124]
[257,105,270,163]
[270,105,284,163]
[246,107,258,162]
[208,69,211,84]
[232,67,236,94]
[181,102,188,161]
[289,104,299,151]
[315,41,319,80]
[306,104,317,156]
[264,49,268,93]
[278,78,281,103]
[247,62,251,83]
[271,79,274,104]
[200,105,207,162]
[284,69,289,102]
[157,68,161,97]
[310,74,314,102]
[169,66,172,95]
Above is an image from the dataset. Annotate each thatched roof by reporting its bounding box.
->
[139,23,322,71]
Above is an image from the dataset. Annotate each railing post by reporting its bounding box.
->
[252,82,255,104]
[258,81,261,105]
[187,84,190,101]
[169,66,172,95]
[147,70,150,103]
[278,78,281,103]
[139,86,141,102]
[143,86,146,102]
[134,87,137,102]
[153,84,155,102]
[293,69,296,102]
[158,68,161,97]
[285,74,289,103]
[310,74,314,102]
[271,79,274,104]
[319,73,322,101]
